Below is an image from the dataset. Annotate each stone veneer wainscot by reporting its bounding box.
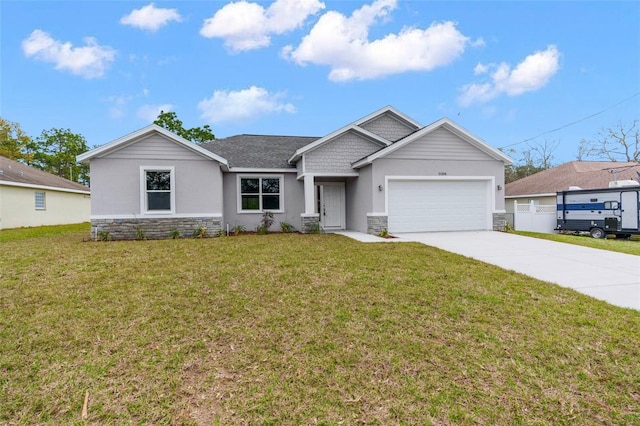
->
[91,217,222,240]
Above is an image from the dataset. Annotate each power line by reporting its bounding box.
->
[499,91,640,150]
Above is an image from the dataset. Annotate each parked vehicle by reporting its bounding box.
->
[556,183,640,238]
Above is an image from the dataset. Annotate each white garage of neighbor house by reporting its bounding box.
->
[77,106,512,239]
[0,155,90,230]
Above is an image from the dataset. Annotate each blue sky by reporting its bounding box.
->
[2,0,639,164]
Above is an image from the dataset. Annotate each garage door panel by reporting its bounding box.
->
[388,180,490,233]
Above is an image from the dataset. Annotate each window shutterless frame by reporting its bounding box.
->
[140,166,175,214]
[237,174,284,213]
[35,191,46,210]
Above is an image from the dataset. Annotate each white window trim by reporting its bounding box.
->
[236,174,284,214]
[35,191,46,210]
[140,166,176,215]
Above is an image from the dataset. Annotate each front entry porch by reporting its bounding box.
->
[301,175,350,233]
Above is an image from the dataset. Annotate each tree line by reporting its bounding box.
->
[0,111,214,187]
[504,120,639,183]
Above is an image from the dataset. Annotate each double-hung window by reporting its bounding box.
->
[141,167,175,214]
[239,176,283,212]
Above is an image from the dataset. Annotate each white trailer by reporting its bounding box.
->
[556,186,640,238]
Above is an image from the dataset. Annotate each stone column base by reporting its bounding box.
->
[300,214,320,234]
[367,214,388,235]
[492,212,507,231]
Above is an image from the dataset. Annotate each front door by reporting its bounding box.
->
[621,191,639,230]
[317,183,345,230]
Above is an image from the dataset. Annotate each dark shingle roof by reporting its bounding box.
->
[506,161,640,196]
[0,156,89,192]
[201,135,319,169]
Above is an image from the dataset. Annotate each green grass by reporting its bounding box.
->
[1,224,639,425]
[513,230,640,256]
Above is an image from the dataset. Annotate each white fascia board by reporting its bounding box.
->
[77,125,229,168]
[505,193,557,199]
[288,124,392,164]
[228,167,297,173]
[352,118,513,168]
[0,180,90,195]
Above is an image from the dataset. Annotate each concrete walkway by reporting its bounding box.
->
[336,230,640,310]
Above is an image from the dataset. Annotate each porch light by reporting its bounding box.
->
[378,185,383,191]
[497,185,503,191]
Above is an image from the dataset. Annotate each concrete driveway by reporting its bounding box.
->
[396,231,640,310]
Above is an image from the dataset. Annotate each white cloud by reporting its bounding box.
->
[22,29,116,79]
[470,37,485,48]
[283,0,469,81]
[198,86,295,124]
[120,3,182,32]
[458,45,561,107]
[473,63,489,75]
[200,0,325,52]
[138,104,173,122]
[107,94,133,119]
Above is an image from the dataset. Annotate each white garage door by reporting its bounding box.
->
[388,179,490,233]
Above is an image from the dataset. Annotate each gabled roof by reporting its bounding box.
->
[351,118,512,168]
[354,105,422,129]
[506,161,640,197]
[0,155,90,193]
[76,124,229,169]
[287,106,418,163]
[202,135,319,169]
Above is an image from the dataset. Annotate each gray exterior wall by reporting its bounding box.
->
[360,113,416,142]
[345,167,373,233]
[221,173,304,232]
[89,135,224,216]
[296,159,303,178]
[385,128,495,161]
[304,131,382,174]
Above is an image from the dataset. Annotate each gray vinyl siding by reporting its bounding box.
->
[385,128,495,161]
[222,173,304,231]
[305,131,381,174]
[89,135,224,216]
[360,113,416,142]
[371,158,505,212]
[106,134,206,161]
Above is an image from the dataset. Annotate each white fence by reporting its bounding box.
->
[513,201,557,233]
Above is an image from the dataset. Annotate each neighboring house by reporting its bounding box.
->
[77,106,512,240]
[505,161,640,213]
[0,156,90,230]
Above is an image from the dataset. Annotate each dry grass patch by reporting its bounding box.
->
[1,224,639,424]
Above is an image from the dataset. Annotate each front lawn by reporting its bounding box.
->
[513,230,640,256]
[1,224,639,424]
